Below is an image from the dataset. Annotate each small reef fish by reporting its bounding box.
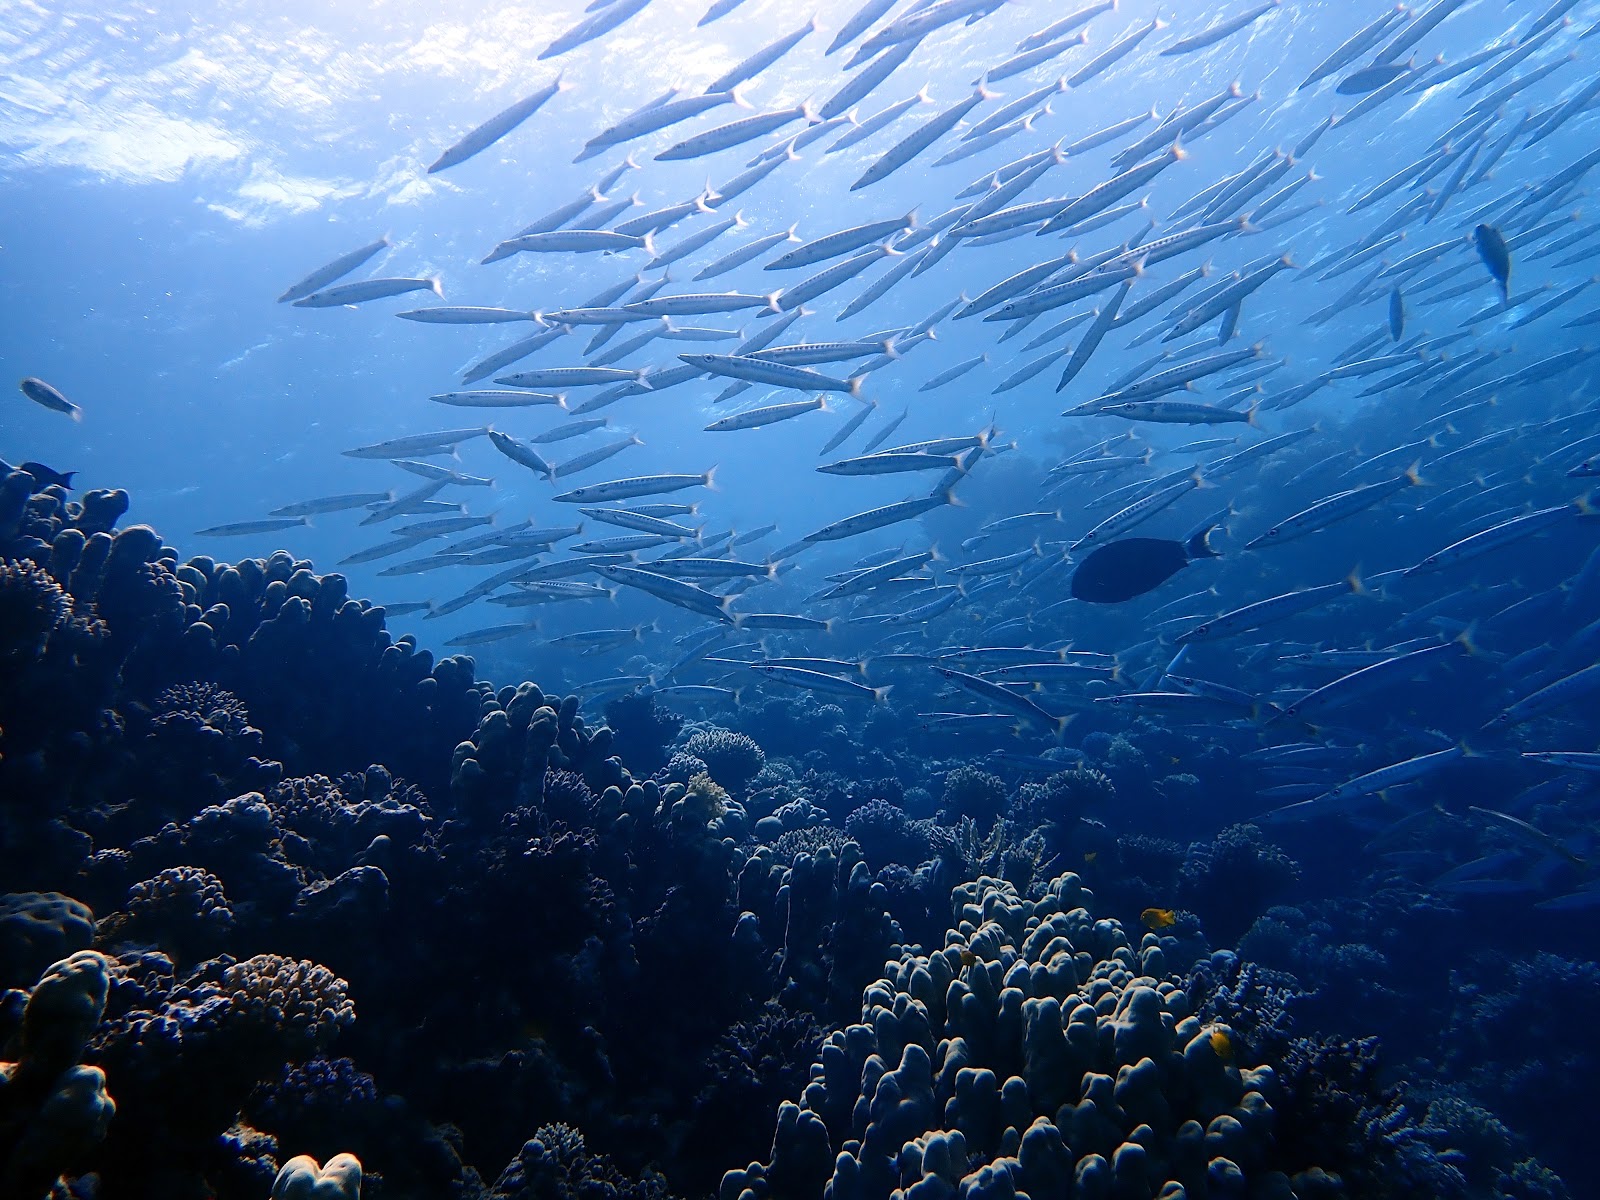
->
[19,377,81,421]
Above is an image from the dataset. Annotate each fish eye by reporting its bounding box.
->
[1196,624,1210,634]
[1266,528,1279,538]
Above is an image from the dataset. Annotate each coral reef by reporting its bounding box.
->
[0,469,1573,1197]
[722,870,1502,1200]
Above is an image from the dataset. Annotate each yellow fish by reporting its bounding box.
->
[1208,1028,1234,1062]
[1084,851,1099,864]
[1141,907,1178,931]
[958,948,978,969]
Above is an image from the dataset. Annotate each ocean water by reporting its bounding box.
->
[3,0,1600,1197]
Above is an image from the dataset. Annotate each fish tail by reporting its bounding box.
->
[1347,567,1367,595]
[873,684,894,704]
[1186,524,1222,560]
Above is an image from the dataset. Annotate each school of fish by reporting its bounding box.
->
[27,0,1600,911]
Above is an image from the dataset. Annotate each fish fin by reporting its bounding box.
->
[703,466,720,491]
[874,685,894,704]
[1347,567,1367,595]
[428,276,445,297]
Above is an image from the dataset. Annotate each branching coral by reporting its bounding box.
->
[603,691,683,777]
[490,1123,674,1200]
[843,799,932,869]
[0,558,71,664]
[124,867,234,963]
[1177,824,1300,945]
[937,765,1008,828]
[684,727,767,792]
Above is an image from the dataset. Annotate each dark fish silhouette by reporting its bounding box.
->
[1071,522,1221,603]
[1473,222,1511,301]
[18,461,76,489]
[1335,62,1411,95]
[1388,287,1405,341]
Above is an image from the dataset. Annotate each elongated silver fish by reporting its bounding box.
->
[342,428,488,459]
[277,236,391,303]
[428,76,568,173]
[552,470,716,504]
[396,307,538,324]
[195,517,309,537]
[680,353,864,396]
[705,397,827,431]
[269,492,392,517]
[765,211,919,271]
[1247,467,1423,549]
[1175,574,1365,645]
[804,489,958,542]
[293,277,441,307]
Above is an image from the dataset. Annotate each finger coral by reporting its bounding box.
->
[0,950,116,1200]
[723,872,1357,1200]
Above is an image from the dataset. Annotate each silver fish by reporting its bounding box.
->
[277,236,391,303]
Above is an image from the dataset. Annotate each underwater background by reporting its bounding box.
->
[3,0,1600,1196]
